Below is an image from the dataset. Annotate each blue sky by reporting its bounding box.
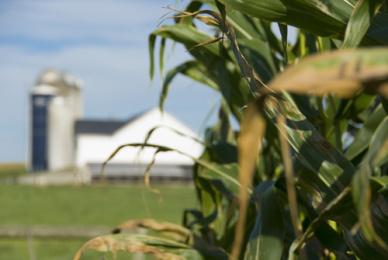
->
[0,0,220,162]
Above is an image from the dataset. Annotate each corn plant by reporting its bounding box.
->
[75,1,388,259]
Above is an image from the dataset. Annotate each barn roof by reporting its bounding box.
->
[75,111,145,135]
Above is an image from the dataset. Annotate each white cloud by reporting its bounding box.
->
[0,0,180,44]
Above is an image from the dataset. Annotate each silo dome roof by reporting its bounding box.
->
[35,68,82,89]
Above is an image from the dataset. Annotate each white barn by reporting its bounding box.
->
[29,69,203,181]
[75,109,203,181]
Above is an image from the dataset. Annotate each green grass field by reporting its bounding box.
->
[0,164,26,180]
[0,183,197,260]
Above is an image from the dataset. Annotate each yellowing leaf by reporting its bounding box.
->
[268,48,388,98]
[73,234,201,260]
[232,99,266,259]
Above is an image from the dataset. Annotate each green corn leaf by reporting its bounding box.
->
[199,162,239,195]
[346,188,388,259]
[371,176,388,188]
[342,0,384,48]
[367,12,388,45]
[149,33,157,79]
[352,116,388,246]
[278,22,288,65]
[159,37,166,76]
[219,0,388,45]
[382,98,388,113]
[159,60,218,111]
[218,0,353,37]
[150,23,250,121]
[238,38,276,82]
[225,8,265,40]
[265,96,380,257]
[269,96,388,257]
[244,181,286,260]
[152,24,221,57]
[226,10,278,77]
[206,103,236,144]
[346,104,387,160]
[267,95,356,211]
[194,161,238,240]
[191,141,240,244]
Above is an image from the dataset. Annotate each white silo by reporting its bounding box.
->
[29,69,83,172]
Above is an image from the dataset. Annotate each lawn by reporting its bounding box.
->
[0,163,25,180]
[0,183,197,259]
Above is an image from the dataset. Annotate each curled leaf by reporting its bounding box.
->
[73,234,201,260]
[114,218,192,243]
[268,48,388,98]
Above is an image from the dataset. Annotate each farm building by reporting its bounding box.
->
[29,69,203,181]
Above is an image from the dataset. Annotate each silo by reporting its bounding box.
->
[48,96,74,170]
[29,69,83,172]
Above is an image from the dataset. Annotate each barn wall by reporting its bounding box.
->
[88,163,193,181]
[75,109,203,169]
